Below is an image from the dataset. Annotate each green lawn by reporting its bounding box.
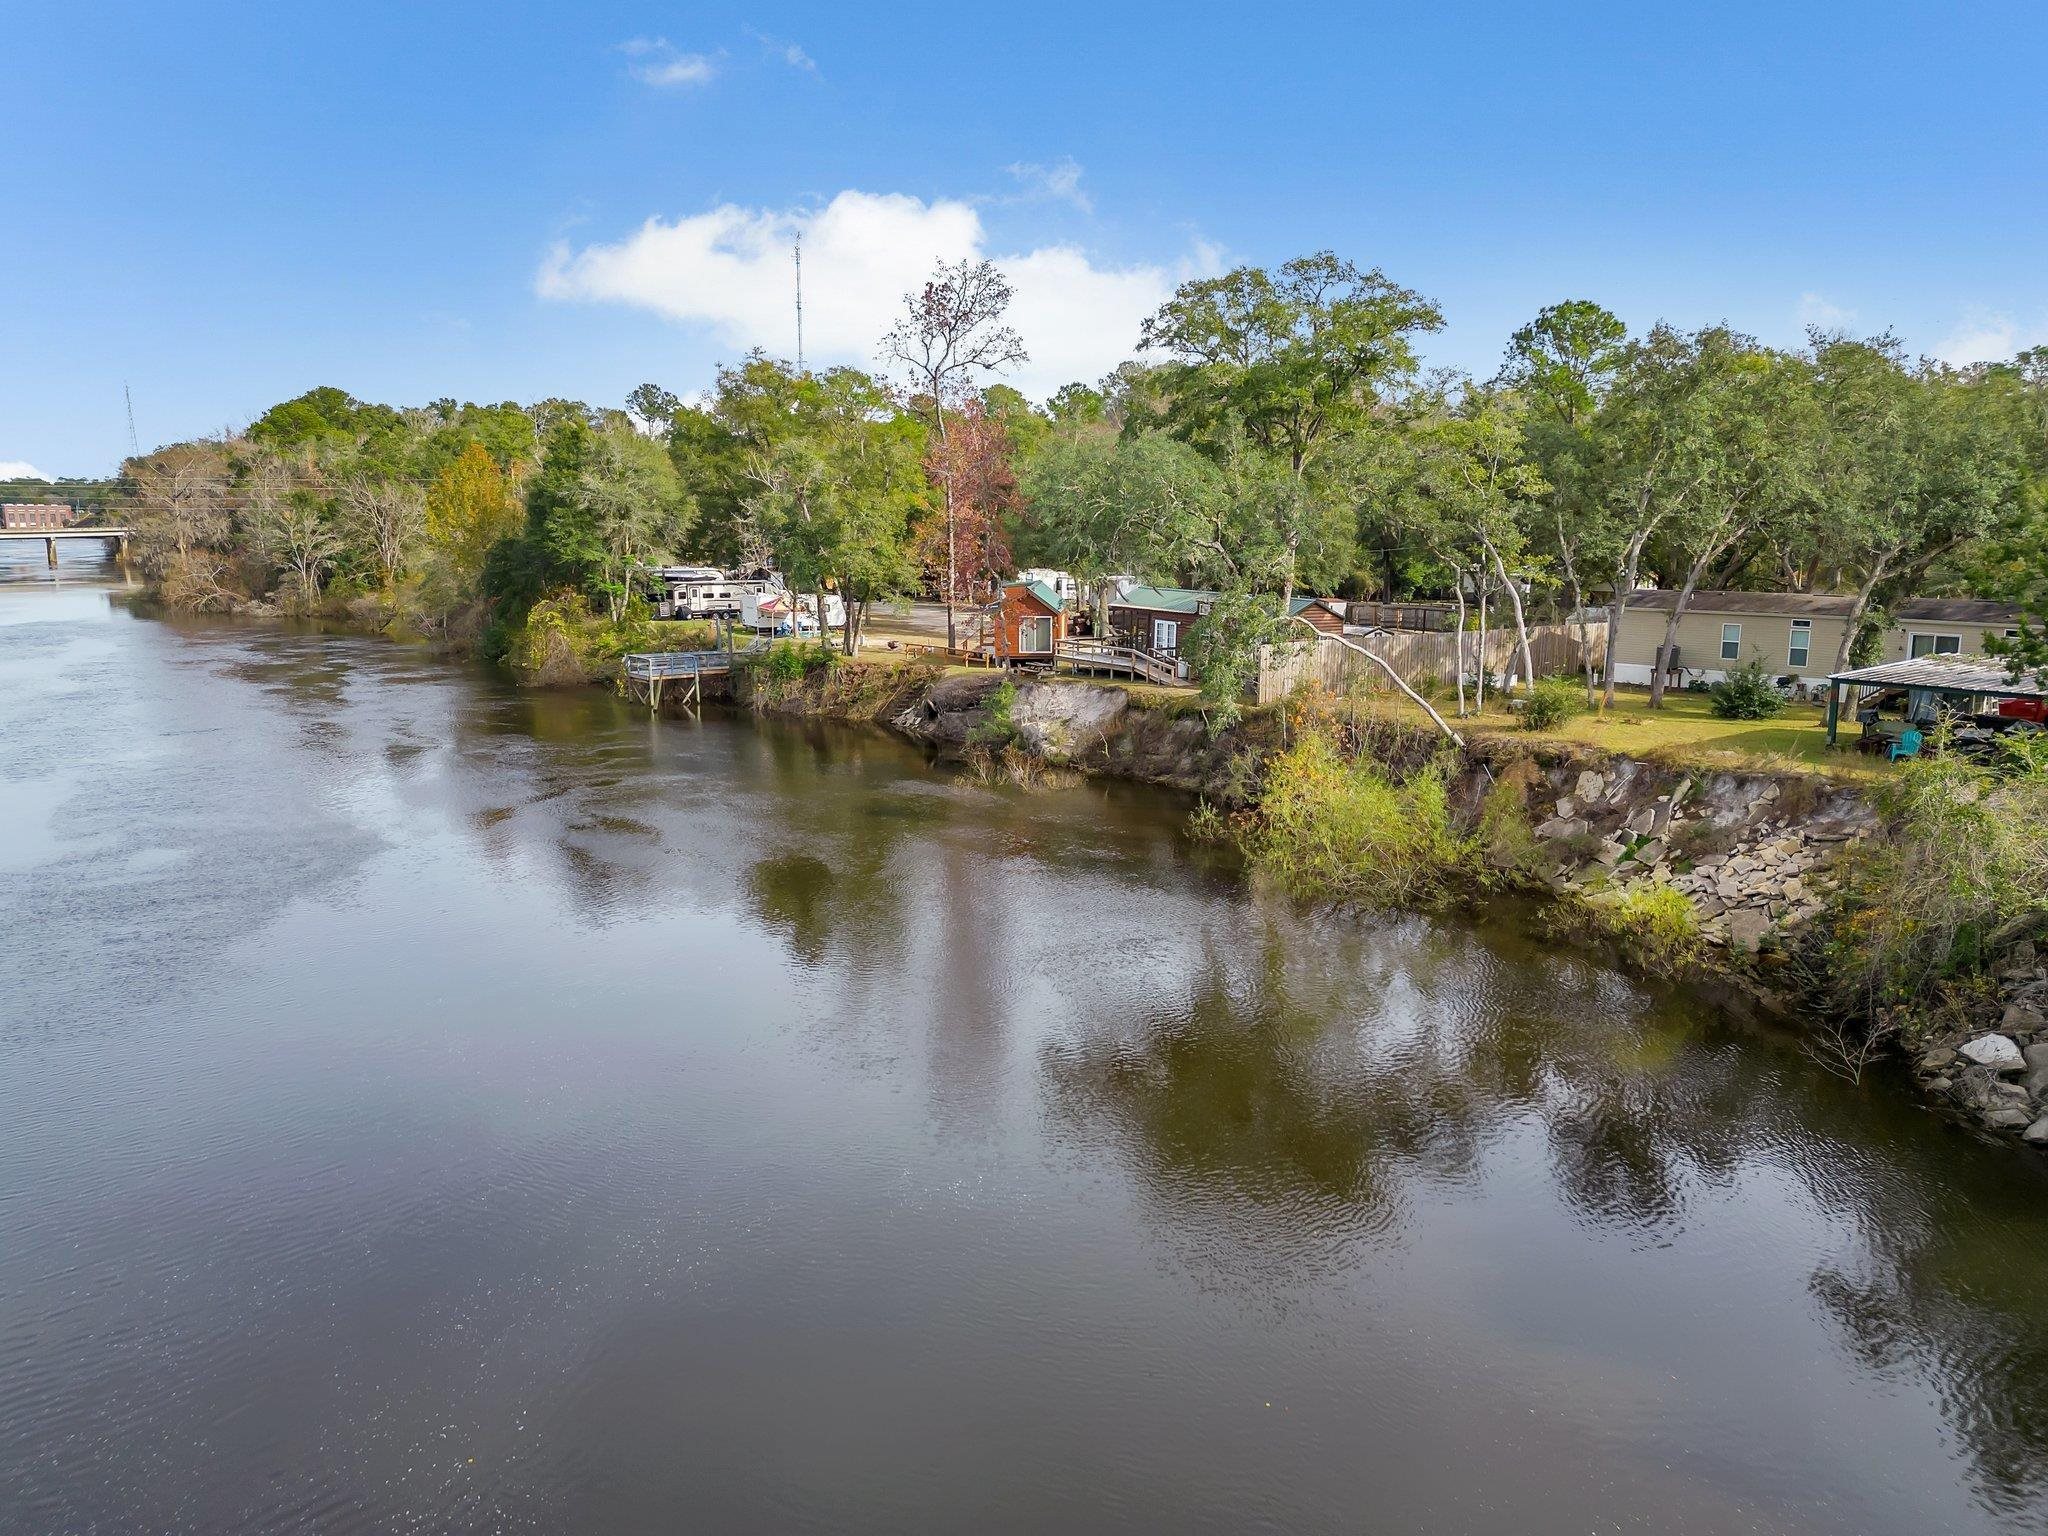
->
[1450,687,1884,781]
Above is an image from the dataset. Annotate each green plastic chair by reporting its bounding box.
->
[1889,727,1923,762]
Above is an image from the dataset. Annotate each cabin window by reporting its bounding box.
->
[1909,633,1961,658]
[1788,619,1811,669]
[1152,619,1179,652]
[1720,623,1741,661]
[1017,616,1053,653]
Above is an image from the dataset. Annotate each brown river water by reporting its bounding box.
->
[5,550,2048,1534]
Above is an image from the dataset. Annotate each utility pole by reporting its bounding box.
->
[793,235,805,374]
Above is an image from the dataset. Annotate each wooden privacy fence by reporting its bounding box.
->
[1255,621,1606,705]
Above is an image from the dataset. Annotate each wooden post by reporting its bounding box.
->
[46,537,58,568]
[1824,680,1840,746]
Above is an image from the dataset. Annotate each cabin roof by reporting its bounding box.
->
[1109,583,1219,614]
[1015,578,1066,613]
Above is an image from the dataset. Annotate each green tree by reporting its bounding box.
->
[425,441,520,580]
[1805,336,2032,671]
[741,366,926,653]
[1018,428,1223,631]
[571,423,692,622]
[1139,252,1439,604]
[1139,251,1443,478]
[1498,301,1629,702]
[1641,334,1817,706]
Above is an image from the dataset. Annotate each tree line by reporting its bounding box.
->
[114,253,2048,693]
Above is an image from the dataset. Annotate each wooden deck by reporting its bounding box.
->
[1055,637,1184,687]
[623,645,763,706]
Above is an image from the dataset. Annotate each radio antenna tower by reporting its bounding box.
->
[793,234,805,374]
[124,383,140,457]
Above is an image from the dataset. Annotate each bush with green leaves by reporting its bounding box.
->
[970,679,1020,748]
[1822,749,2048,1011]
[1598,884,1705,968]
[1241,732,1467,907]
[1521,676,1587,732]
[1708,661,1785,720]
[1181,591,1285,730]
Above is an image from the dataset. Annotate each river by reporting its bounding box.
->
[5,551,2048,1535]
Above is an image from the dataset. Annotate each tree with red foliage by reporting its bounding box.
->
[919,400,1016,617]
[881,259,1028,646]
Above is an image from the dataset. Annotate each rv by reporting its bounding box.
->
[1016,568,1080,609]
[741,590,846,637]
[653,568,777,621]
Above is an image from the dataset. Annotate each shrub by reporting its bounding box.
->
[500,591,654,687]
[1475,757,1545,883]
[761,642,808,682]
[1521,676,1587,732]
[1599,884,1705,969]
[1242,733,1467,907]
[970,679,1020,748]
[1709,661,1785,720]
[1821,750,2048,1011]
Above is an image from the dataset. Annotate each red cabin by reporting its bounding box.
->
[976,579,1069,666]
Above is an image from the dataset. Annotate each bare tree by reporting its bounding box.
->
[130,444,231,575]
[342,477,425,591]
[880,259,1028,647]
[247,457,339,609]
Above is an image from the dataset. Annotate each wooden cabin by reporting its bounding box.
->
[978,579,1069,665]
[1106,584,1217,656]
[1289,596,1347,635]
[1106,586,1349,653]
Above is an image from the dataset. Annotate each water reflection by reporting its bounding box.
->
[9,574,2048,1533]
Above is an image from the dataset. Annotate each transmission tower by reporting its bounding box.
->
[794,235,805,374]
[124,383,140,457]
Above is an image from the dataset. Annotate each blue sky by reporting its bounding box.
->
[6,1,2045,477]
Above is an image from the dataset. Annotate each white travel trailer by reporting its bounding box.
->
[653,568,777,621]
[741,589,845,637]
[1016,568,1080,609]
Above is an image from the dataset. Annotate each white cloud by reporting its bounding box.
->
[0,461,52,481]
[743,29,818,74]
[537,189,1215,401]
[617,37,717,87]
[1004,158,1092,213]
[1796,291,1855,329]
[1932,307,2045,366]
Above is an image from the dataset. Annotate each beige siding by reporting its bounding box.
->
[1612,605,1847,679]
[1885,619,2024,661]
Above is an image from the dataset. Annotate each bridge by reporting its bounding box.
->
[0,527,131,566]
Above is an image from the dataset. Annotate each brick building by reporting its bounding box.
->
[1,503,79,530]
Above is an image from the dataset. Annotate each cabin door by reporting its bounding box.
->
[1018,616,1053,654]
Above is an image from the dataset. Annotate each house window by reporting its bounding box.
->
[1909,633,1961,658]
[1720,623,1742,661]
[1152,618,1179,652]
[1017,615,1053,653]
[1788,619,1811,669]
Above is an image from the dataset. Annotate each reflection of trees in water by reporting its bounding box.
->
[1044,909,2048,1505]
[746,853,835,965]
